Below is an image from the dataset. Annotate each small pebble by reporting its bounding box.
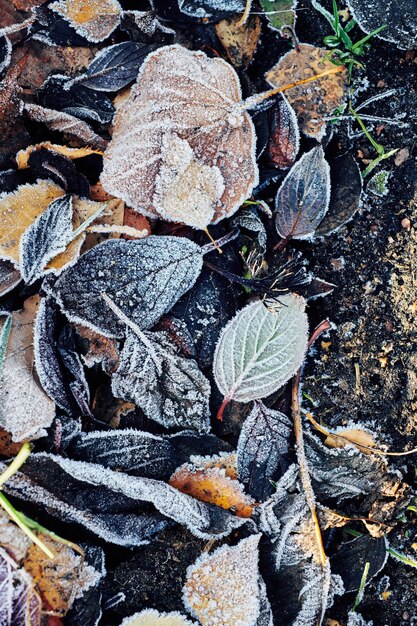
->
[401,218,411,230]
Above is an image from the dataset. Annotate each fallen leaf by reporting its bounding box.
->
[331,534,388,593]
[260,0,297,33]
[120,610,197,626]
[169,455,255,517]
[76,325,120,373]
[49,0,122,43]
[274,146,331,240]
[0,295,56,441]
[267,95,300,169]
[266,43,346,139]
[183,535,262,626]
[0,59,30,167]
[178,0,246,19]
[215,15,261,67]
[0,428,25,457]
[324,428,377,454]
[16,143,103,169]
[346,0,417,50]
[101,44,258,229]
[0,259,21,296]
[0,509,32,561]
[0,547,41,626]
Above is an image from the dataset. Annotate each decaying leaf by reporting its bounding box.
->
[49,0,122,43]
[0,295,55,441]
[213,295,308,408]
[0,259,21,296]
[0,547,41,626]
[324,427,377,454]
[52,236,204,338]
[0,179,64,265]
[101,44,258,229]
[215,15,261,67]
[267,95,300,169]
[237,400,292,501]
[76,325,120,373]
[183,534,262,626]
[24,537,103,615]
[120,610,197,626]
[274,146,331,240]
[169,454,256,517]
[16,143,103,169]
[266,43,346,139]
[71,429,231,479]
[112,327,211,431]
[260,0,297,33]
[20,194,74,284]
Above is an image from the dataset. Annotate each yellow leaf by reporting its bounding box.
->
[49,0,121,42]
[324,428,377,454]
[0,180,64,265]
[215,15,261,67]
[16,143,103,169]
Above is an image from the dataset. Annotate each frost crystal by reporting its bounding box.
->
[112,329,211,431]
[101,44,258,229]
[213,295,308,403]
[183,534,261,626]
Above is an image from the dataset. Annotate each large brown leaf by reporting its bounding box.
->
[101,44,258,229]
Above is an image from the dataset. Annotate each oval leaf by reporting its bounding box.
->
[213,295,308,403]
[275,146,331,240]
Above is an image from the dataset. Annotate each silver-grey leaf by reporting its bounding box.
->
[213,294,308,404]
[275,146,331,240]
[52,236,204,338]
[20,194,73,284]
[112,329,211,431]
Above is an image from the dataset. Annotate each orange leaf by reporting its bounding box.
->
[16,143,103,169]
[324,428,377,454]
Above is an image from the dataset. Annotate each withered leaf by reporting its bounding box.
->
[52,236,204,338]
[324,427,376,454]
[214,15,261,68]
[49,0,122,43]
[260,0,297,33]
[112,328,211,431]
[0,547,41,626]
[267,95,300,169]
[76,324,120,373]
[169,454,256,517]
[178,0,246,19]
[331,534,388,593]
[183,534,262,626]
[0,295,55,441]
[266,43,346,139]
[0,509,32,561]
[16,143,103,169]
[71,428,231,479]
[0,179,64,265]
[76,41,154,91]
[20,194,73,284]
[274,146,331,240]
[101,44,258,229]
[237,400,292,501]
[120,610,197,626]
[0,259,21,296]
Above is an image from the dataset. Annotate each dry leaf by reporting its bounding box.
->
[0,547,41,626]
[215,15,261,67]
[16,143,103,169]
[0,259,21,296]
[0,180,64,265]
[0,428,25,457]
[0,509,32,561]
[76,324,120,373]
[169,454,255,518]
[183,534,262,626]
[324,428,377,454]
[120,609,197,626]
[49,0,122,43]
[24,537,102,614]
[266,43,346,139]
[0,58,30,166]
[101,44,258,229]
[0,295,55,441]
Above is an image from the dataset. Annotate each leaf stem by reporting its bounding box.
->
[217,396,231,421]
[0,442,31,488]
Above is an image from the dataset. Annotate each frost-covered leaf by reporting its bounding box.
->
[24,537,103,614]
[169,454,256,517]
[0,180,64,265]
[183,534,262,626]
[71,429,232,479]
[266,44,346,139]
[0,296,55,441]
[20,194,73,284]
[58,325,91,415]
[24,102,107,150]
[275,146,331,240]
[101,44,258,229]
[316,154,363,236]
[112,327,211,431]
[4,454,246,540]
[323,427,376,454]
[76,41,154,91]
[76,325,120,373]
[367,169,390,197]
[267,95,300,169]
[52,236,204,338]
[66,545,105,626]
[16,143,103,170]
[237,400,292,501]
[0,314,11,379]
[0,260,21,297]
[49,0,122,43]
[0,509,31,561]
[0,35,12,75]
[178,0,246,19]
[213,295,308,405]
[214,15,261,67]
[120,609,197,625]
[346,0,417,50]
[34,297,76,414]
[331,534,388,593]
[258,466,344,626]
[231,206,267,260]
[260,0,297,33]
[120,10,176,40]
[0,547,41,626]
